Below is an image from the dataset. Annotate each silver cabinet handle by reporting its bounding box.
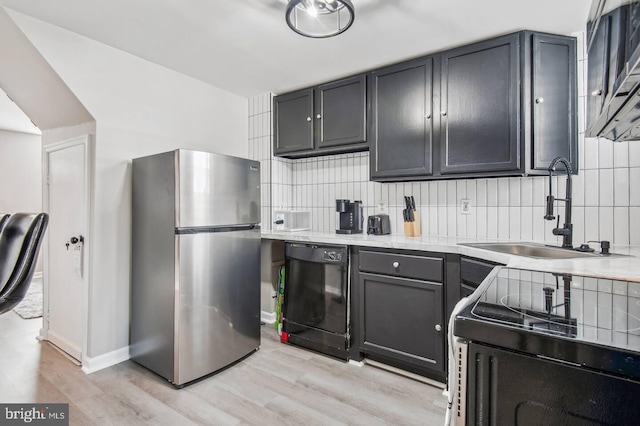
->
[392,261,400,268]
[306,117,311,122]
[435,324,442,332]
[441,111,447,116]
[591,89,602,97]
[316,114,321,119]
[535,97,544,104]
[425,113,432,119]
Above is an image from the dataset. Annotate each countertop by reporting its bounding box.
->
[261,230,640,282]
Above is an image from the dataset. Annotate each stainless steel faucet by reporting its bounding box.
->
[544,157,573,249]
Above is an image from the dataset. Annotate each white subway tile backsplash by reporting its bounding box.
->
[631,207,640,245]
[509,207,521,240]
[598,138,614,168]
[584,207,599,241]
[584,138,599,169]
[599,168,614,206]
[629,142,640,167]
[509,178,521,206]
[520,207,533,241]
[614,168,630,207]
[487,207,498,238]
[613,141,629,168]
[498,207,509,239]
[498,179,509,207]
[614,207,630,245]
[437,181,447,205]
[476,208,487,238]
[476,180,487,207]
[487,179,498,206]
[584,170,599,206]
[599,207,614,242]
[630,168,640,206]
[531,176,546,207]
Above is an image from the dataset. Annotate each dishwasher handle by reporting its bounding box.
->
[285,243,348,265]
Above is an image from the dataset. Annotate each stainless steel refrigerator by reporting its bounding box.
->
[130,149,261,387]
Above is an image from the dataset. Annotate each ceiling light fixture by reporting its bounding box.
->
[285,0,355,39]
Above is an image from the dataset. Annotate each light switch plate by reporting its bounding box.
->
[461,199,471,215]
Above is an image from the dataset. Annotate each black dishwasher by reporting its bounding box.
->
[282,243,349,360]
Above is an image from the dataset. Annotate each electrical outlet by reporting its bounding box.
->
[461,199,471,215]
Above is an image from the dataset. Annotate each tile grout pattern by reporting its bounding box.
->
[249,31,640,245]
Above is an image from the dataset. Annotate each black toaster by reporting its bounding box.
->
[367,214,391,235]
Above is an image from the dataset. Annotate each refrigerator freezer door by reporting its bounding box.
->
[177,150,260,227]
[174,228,260,385]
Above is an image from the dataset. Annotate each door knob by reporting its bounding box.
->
[69,235,84,245]
[435,324,442,332]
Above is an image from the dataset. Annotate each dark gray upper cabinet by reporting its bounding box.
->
[273,75,367,158]
[273,89,314,155]
[527,32,578,172]
[316,75,367,150]
[440,34,520,175]
[369,57,434,180]
[369,30,577,182]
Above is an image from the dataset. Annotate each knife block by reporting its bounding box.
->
[403,210,421,237]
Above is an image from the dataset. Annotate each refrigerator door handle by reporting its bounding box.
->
[175,224,259,234]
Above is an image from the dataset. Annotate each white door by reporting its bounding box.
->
[45,139,88,361]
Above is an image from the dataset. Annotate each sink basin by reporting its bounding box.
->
[460,242,599,259]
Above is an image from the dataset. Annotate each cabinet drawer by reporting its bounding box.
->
[359,250,443,282]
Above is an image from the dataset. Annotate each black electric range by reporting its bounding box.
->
[454,267,640,380]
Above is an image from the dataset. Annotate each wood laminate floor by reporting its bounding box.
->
[0,312,447,425]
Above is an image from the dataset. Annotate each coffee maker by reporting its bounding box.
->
[335,199,363,234]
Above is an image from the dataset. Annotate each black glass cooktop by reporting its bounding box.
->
[455,267,640,378]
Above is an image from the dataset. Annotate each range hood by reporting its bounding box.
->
[587,0,640,141]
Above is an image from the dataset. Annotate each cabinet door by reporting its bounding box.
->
[369,57,434,180]
[467,343,640,425]
[440,34,520,175]
[530,34,577,172]
[586,14,609,133]
[358,272,444,373]
[316,75,367,150]
[273,89,314,155]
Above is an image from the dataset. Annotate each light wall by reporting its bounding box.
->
[10,11,249,359]
[252,32,640,246]
[0,129,42,214]
[0,129,43,274]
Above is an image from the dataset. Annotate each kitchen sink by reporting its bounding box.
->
[460,242,600,259]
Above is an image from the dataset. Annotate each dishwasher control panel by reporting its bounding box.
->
[323,250,343,262]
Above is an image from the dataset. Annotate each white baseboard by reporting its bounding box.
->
[261,311,276,324]
[81,346,130,374]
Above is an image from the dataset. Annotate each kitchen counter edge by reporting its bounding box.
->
[261,230,640,282]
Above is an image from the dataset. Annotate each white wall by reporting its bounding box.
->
[0,129,42,214]
[0,129,43,274]
[9,11,249,359]
[253,31,640,246]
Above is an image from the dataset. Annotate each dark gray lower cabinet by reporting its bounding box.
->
[467,343,640,425]
[356,249,445,380]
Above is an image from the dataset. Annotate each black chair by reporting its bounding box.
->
[0,214,9,233]
[0,213,49,315]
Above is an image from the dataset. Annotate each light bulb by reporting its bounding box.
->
[307,3,318,17]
